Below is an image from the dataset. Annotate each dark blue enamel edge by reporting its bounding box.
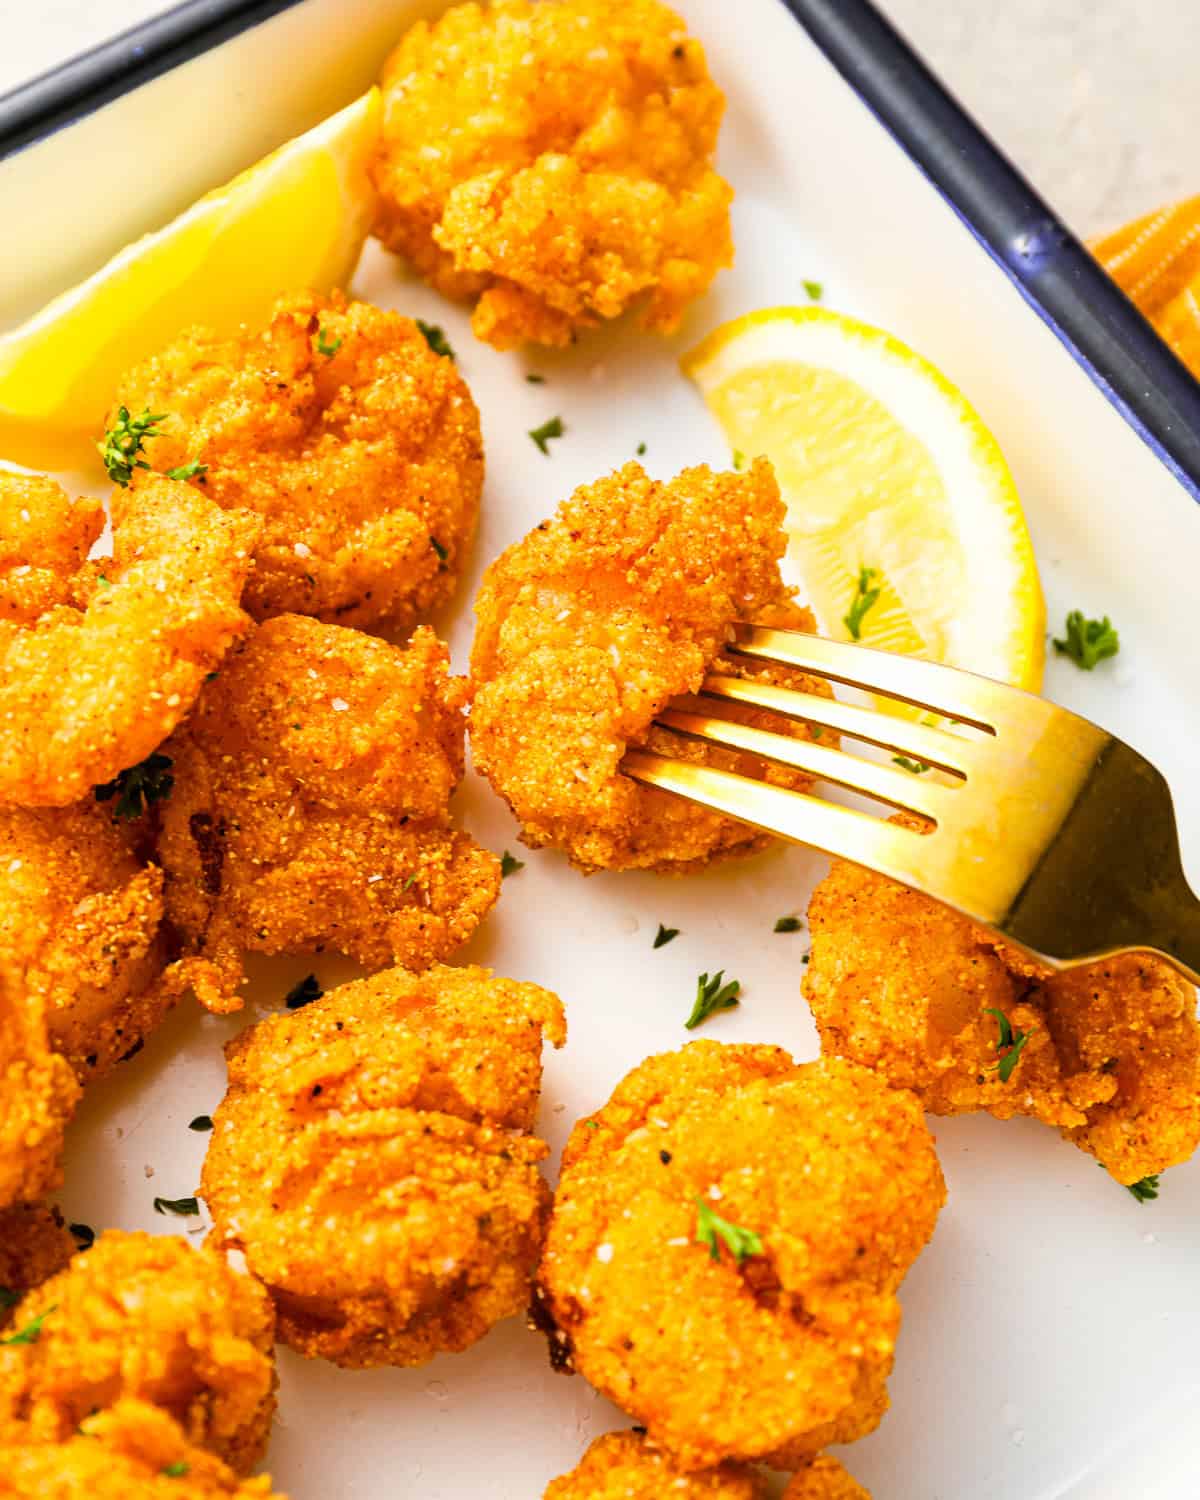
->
[2,0,1200,506]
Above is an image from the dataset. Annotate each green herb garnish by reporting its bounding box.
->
[773,916,802,933]
[984,1007,1034,1084]
[417,320,454,360]
[98,406,166,485]
[430,537,448,562]
[0,1288,18,1310]
[636,442,647,456]
[803,279,824,301]
[653,923,679,949]
[188,1116,213,1133]
[284,974,323,1010]
[1,1306,56,1345]
[68,1223,94,1249]
[843,566,881,640]
[1053,611,1119,671]
[529,416,564,455]
[500,851,525,877]
[93,752,174,821]
[152,1196,199,1217]
[732,449,746,470]
[165,460,208,483]
[316,327,343,356]
[893,756,930,774]
[525,373,545,384]
[685,970,741,1030]
[694,1198,762,1265]
[162,1461,191,1478]
[1126,1174,1160,1203]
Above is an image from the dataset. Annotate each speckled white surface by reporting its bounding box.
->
[3,0,1199,235]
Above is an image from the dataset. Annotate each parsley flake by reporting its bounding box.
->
[843,566,881,640]
[416,320,455,360]
[162,1461,191,1478]
[0,1288,18,1310]
[636,442,647,456]
[984,1007,1034,1083]
[653,923,679,949]
[284,974,323,1010]
[685,970,741,1030]
[803,279,824,301]
[893,756,931,774]
[694,1198,763,1265]
[529,416,564,454]
[98,406,166,485]
[525,372,545,384]
[430,536,448,562]
[500,850,525,877]
[93,752,174,821]
[774,915,802,933]
[165,460,208,483]
[402,871,418,891]
[68,1223,95,1249]
[1,1306,56,1346]
[153,1196,199,1217]
[188,1115,213,1133]
[316,327,343,356]
[732,449,746,470]
[1053,611,1120,671]
[1126,1174,1160,1203]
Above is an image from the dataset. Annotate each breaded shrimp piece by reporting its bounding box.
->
[0,1399,286,1499]
[0,1206,76,1330]
[537,1045,944,1471]
[0,1231,276,1475]
[805,858,1200,1185]
[0,475,103,625]
[108,291,483,630]
[544,1430,766,1499]
[371,0,733,349]
[783,1456,873,1500]
[201,963,565,1368]
[158,614,500,1012]
[470,460,831,872]
[0,473,259,808]
[0,977,79,1213]
[0,801,171,1082]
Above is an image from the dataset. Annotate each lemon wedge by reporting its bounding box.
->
[683,306,1045,691]
[0,89,381,472]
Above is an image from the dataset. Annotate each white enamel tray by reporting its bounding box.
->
[3,3,1199,1497]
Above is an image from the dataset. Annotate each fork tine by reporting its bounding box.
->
[654,708,957,821]
[698,676,973,775]
[728,624,1014,730]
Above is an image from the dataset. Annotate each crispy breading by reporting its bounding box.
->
[108,291,484,630]
[469,459,831,872]
[0,1206,75,1330]
[783,1456,873,1500]
[371,0,733,349]
[0,473,259,808]
[0,1232,276,1475]
[157,614,500,1012]
[0,1399,286,1498]
[201,963,565,1368]
[0,801,172,1081]
[0,977,79,1213]
[543,1430,766,1499]
[537,1045,944,1471]
[805,858,1200,1184]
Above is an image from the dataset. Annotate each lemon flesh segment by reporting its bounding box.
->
[0,88,381,472]
[683,306,1044,693]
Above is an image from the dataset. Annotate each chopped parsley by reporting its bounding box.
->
[636,442,647,456]
[1,1306,56,1346]
[188,1115,213,1133]
[284,974,323,1010]
[984,1007,1034,1083]
[0,1288,18,1310]
[153,1196,199,1217]
[525,373,545,384]
[843,566,881,640]
[316,327,343,356]
[93,752,174,821]
[685,970,741,1030]
[803,279,824,301]
[416,320,455,360]
[732,449,746,470]
[893,756,930,774]
[774,915,802,933]
[653,923,680,949]
[810,725,823,740]
[694,1198,763,1265]
[1053,611,1120,671]
[165,459,208,483]
[529,416,564,454]
[68,1223,95,1249]
[98,406,166,485]
[1126,1174,1160,1204]
[402,871,418,891]
[500,850,525,877]
[162,1461,191,1478]
[430,536,448,562]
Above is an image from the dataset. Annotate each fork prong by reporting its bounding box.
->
[728,624,1016,730]
[699,676,972,775]
[655,708,957,821]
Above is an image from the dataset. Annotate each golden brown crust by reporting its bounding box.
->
[371,0,733,349]
[469,460,831,872]
[805,858,1200,1184]
[543,1430,766,1499]
[782,1455,873,1500]
[0,978,79,1213]
[0,1399,286,1498]
[156,614,500,1012]
[0,1231,277,1475]
[538,1045,945,1470]
[0,473,259,808]
[201,964,565,1368]
[0,802,172,1081]
[108,291,483,631]
[0,1206,75,1329]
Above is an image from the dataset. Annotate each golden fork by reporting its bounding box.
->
[621,623,1200,985]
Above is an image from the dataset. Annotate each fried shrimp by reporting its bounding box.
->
[201,963,565,1368]
[0,1206,76,1329]
[371,0,733,349]
[0,1399,287,1499]
[537,1045,944,1471]
[783,1457,873,1500]
[158,614,500,1012]
[805,858,1200,1185]
[108,291,484,630]
[0,472,259,808]
[470,459,830,873]
[544,1431,766,1499]
[0,977,79,1213]
[0,1231,276,1474]
[0,801,171,1082]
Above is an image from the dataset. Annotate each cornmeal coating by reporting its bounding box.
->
[201,963,565,1368]
[0,473,259,808]
[805,858,1200,1185]
[544,1430,766,1499]
[0,977,79,1213]
[108,291,483,630]
[157,615,500,1012]
[0,1206,75,1330]
[470,460,830,872]
[783,1457,872,1500]
[371,0,733,349]
[0,801,171,1082]
[537,1045,944,1471]
[0,1231,277,1474]
[0,1400,286,1499]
